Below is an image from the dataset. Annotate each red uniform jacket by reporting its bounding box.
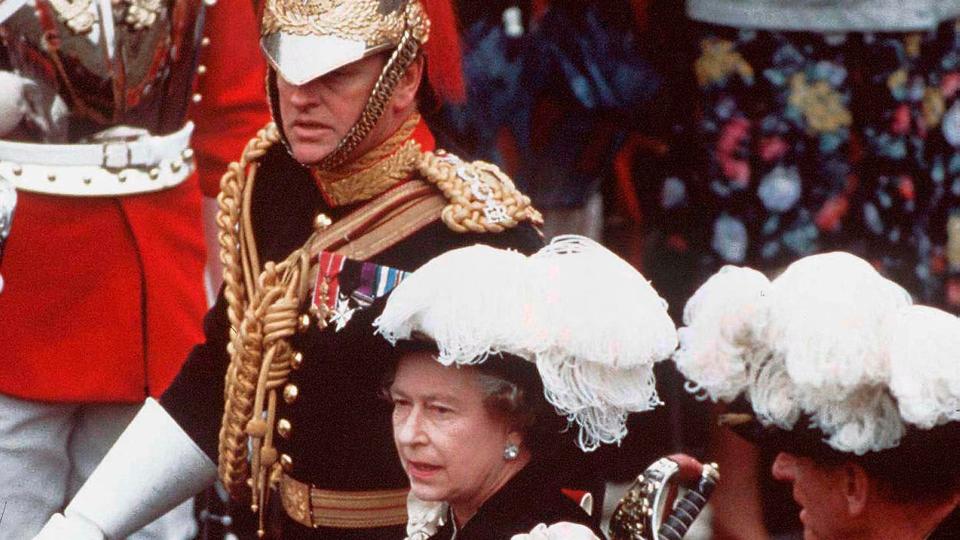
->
[0,0,270,403]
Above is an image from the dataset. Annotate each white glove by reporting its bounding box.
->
[33,513,104,540]
[33,398,216,540]
[510,522,600,540]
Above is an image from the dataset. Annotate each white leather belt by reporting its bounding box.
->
[0,122,195,197]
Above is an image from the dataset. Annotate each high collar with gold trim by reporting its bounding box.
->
[309,113,435,208]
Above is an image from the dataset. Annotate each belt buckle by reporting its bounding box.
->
[102,141,132,170]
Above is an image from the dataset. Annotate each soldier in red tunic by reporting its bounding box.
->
[0,0,269,536]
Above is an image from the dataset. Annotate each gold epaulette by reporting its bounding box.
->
[416,150,543,234]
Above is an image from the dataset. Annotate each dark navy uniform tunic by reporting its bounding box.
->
[160,144,545,538]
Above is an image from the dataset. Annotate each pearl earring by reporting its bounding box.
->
[503,443,519,461]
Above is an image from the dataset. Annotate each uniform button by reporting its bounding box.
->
[314,213,332,230]
[277,419,292,439]
[283,384,299,403]
[297,314,312,332]
[280,454,293,472]
[291,352,304,370]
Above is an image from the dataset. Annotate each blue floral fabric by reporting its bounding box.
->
[654,21,960,312]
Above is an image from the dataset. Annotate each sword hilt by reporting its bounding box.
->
[657,463,718,540]
[608,458,719,540]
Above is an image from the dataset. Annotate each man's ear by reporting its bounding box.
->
[842,462,870,517]
[390,56,424,114]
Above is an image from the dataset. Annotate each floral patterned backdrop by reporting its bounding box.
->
[652,21,960,313]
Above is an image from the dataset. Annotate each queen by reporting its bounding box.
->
[374,236,680,539]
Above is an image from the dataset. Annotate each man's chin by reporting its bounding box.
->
[287,140,336,166]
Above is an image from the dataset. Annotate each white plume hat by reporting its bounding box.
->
[375,235,678,451]
[675,251,960,455]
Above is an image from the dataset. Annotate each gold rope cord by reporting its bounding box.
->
[416,151,544,234]
[216,123,326,528]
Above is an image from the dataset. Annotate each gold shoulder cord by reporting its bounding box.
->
[216,123,329,535]
[416,150,543,233]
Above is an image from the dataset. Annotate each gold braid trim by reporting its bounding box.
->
[310,113,422,207]
[416,150,544,233]
[217,122,327,533]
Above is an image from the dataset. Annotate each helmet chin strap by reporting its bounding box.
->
[269,0,428,170]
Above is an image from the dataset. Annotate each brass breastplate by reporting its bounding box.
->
[0,0,205,141]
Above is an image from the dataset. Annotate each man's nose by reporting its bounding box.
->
[771,452,797,482]
[287,81,322,109]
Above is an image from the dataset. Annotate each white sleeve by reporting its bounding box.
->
[34,398,217,540]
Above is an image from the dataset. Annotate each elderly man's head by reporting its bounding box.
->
[768,424,960,540]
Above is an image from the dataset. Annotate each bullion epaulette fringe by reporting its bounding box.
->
[416,150,543,234]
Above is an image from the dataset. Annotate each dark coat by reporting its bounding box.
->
[428,459,605,540]
[160,143,545,539]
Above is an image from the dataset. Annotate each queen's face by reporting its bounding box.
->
[390,352,517,512]
[276,54,389,166]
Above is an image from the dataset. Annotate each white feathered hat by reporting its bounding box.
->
[375,235,678,451]
[675,251,960,456]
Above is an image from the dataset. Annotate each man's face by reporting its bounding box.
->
[276,54,387,166]
[772,452,858,540]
